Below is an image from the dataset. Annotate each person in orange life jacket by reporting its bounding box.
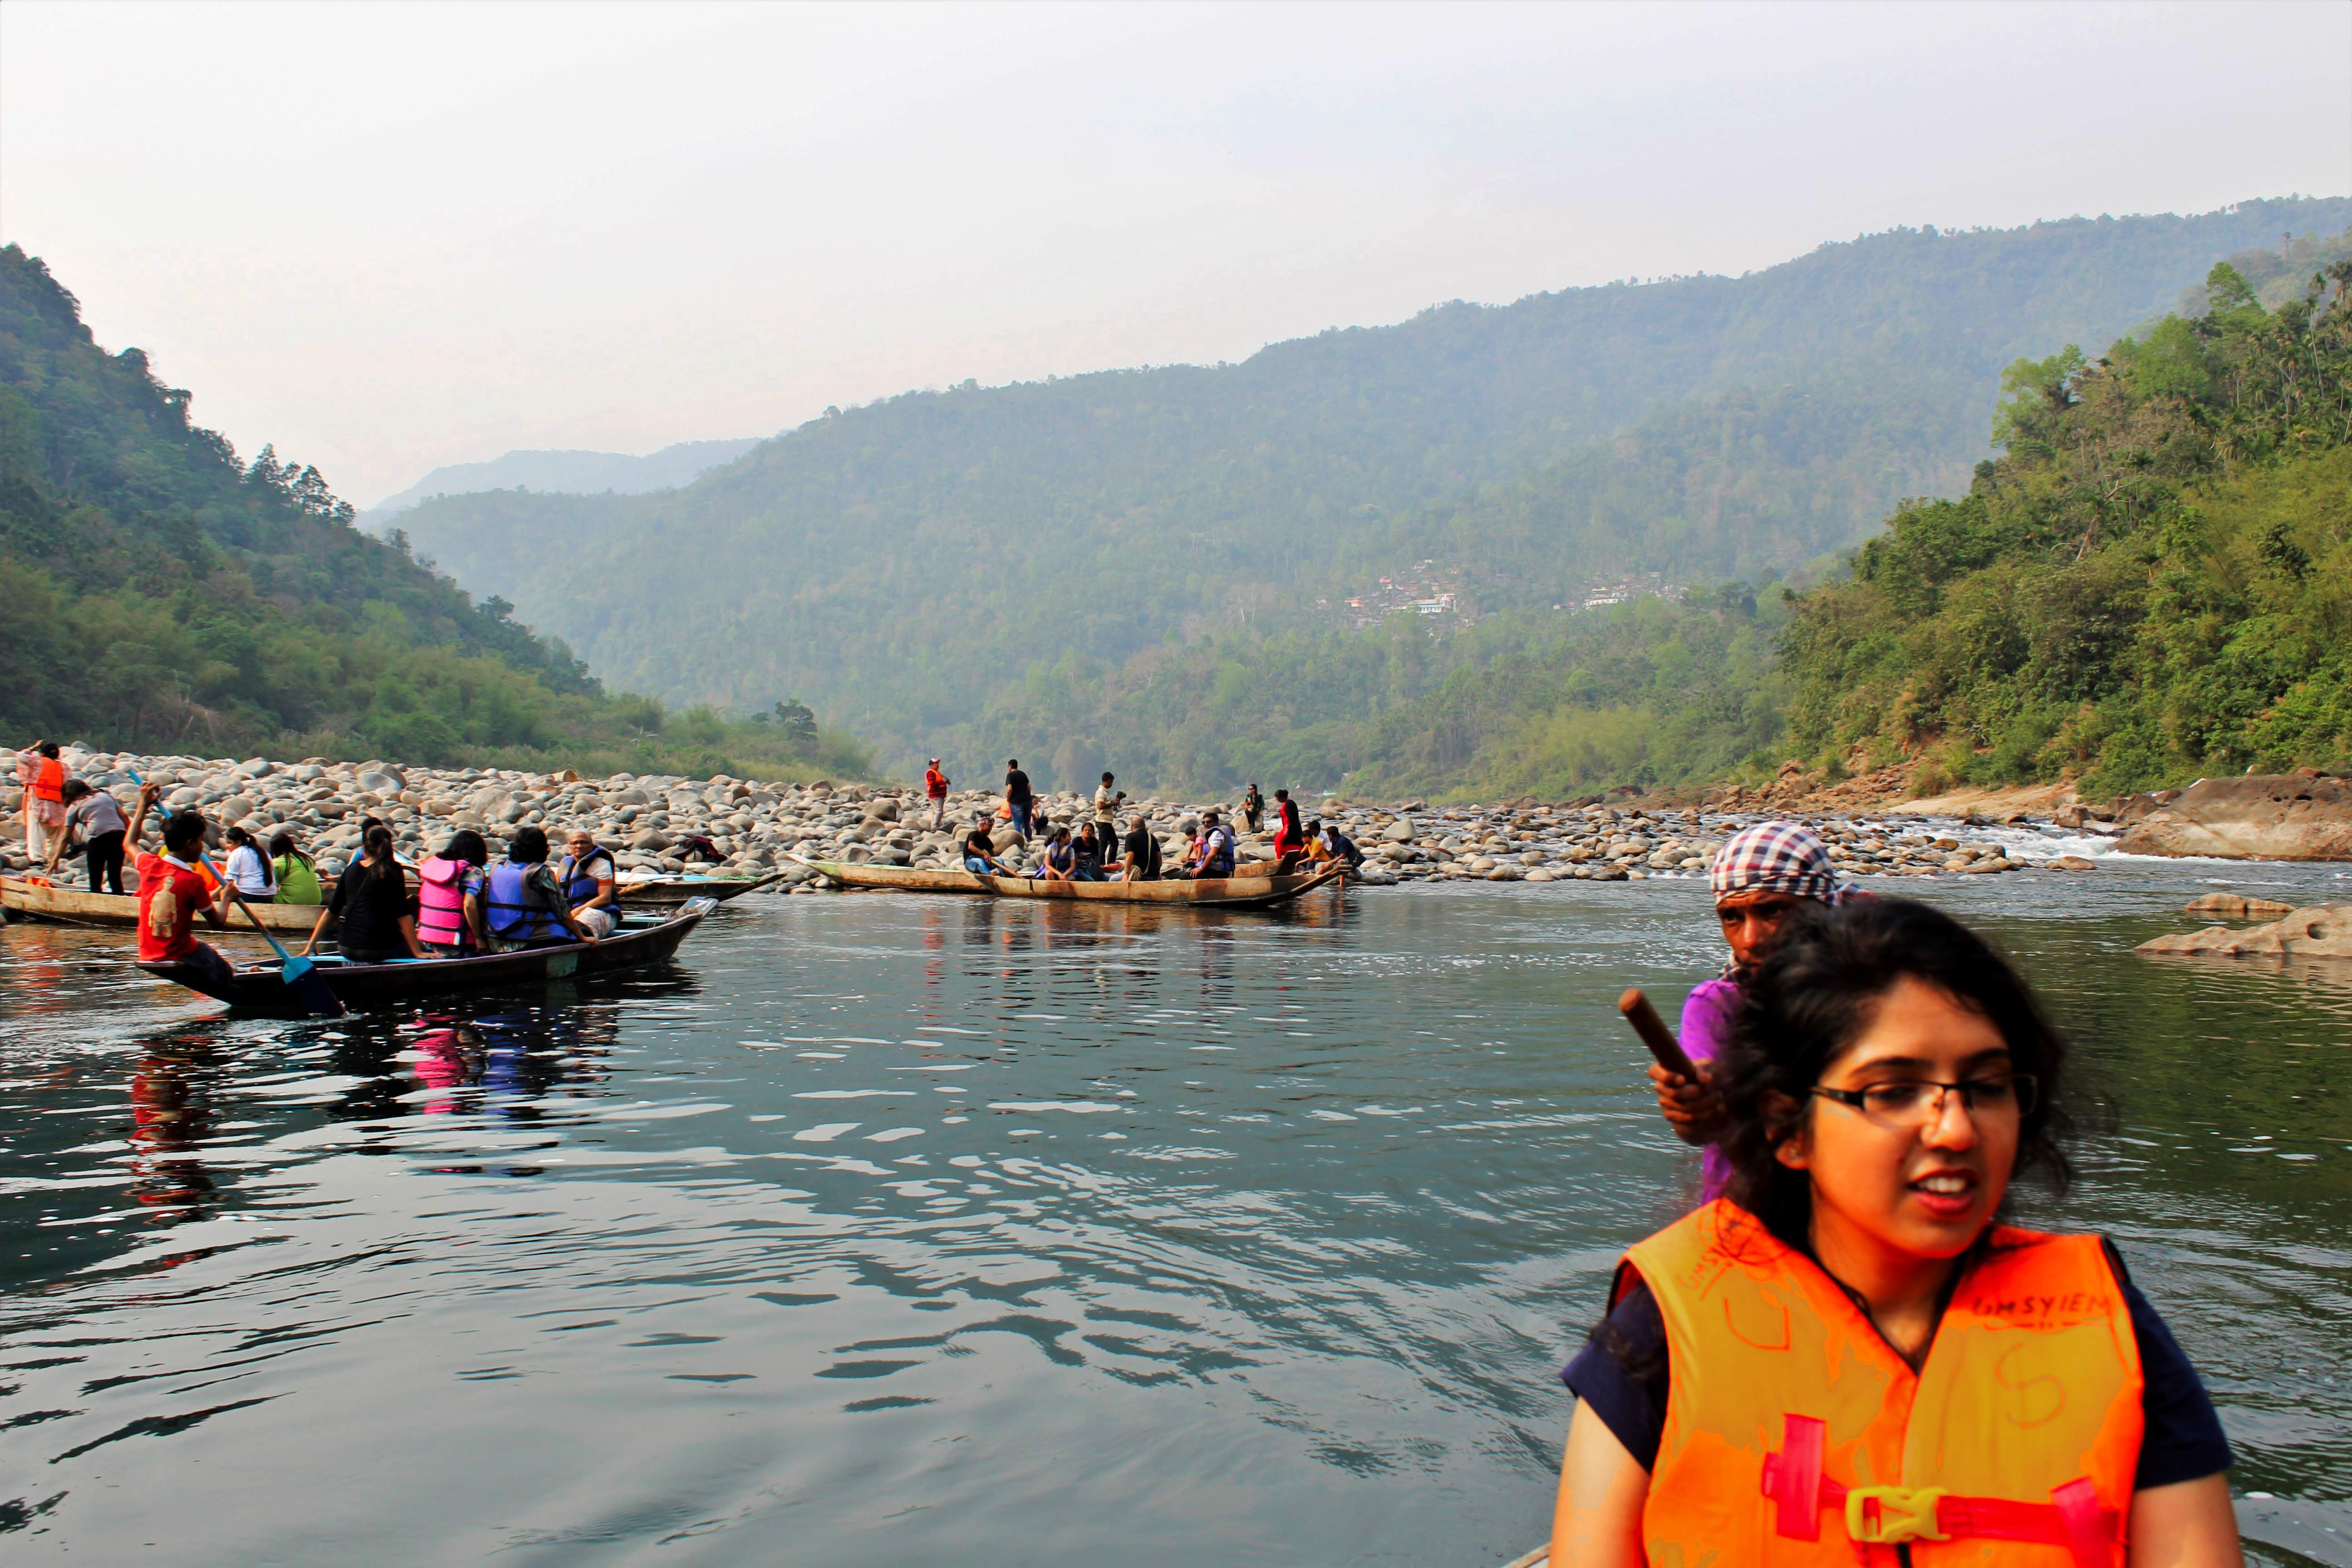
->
[416,829,492,957]
[16,739,68,865]
[925,760,951,830]
[558,828,621,939]
[305,825,426,964]
[1552,898,2238,1567]
[44,777,129,894]
[482,825,594,951]
[123,782,236,991]
[1654,820,1854,1203]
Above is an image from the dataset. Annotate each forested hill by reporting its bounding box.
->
[0,245,868,781]
[396,198,2349,780]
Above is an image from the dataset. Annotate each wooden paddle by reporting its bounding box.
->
[1617,987,1697,1079]
[130,772,343,1018]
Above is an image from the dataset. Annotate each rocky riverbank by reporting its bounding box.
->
[6,746,2113,892]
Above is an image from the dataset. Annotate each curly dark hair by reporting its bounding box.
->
[1716,897,2076,1249]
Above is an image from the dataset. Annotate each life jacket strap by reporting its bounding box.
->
[1763,1417,2116,1566]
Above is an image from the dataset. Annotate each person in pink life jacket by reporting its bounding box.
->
[417,829,491,957]
[1652,820,1854,1200]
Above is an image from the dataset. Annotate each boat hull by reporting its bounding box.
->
[3,875,328,933]
[614,872,780,907]
[796,858,1347,909]
[136,899,716,1014]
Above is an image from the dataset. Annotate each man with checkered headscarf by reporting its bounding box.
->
[1652,819,1852,1200]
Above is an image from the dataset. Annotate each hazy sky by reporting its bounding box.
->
[5,1,2348,507]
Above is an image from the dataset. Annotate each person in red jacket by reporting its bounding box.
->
[1269,788,1306,872]
[125,782,235,990]
[924,759,951,830]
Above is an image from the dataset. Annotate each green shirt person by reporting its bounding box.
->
[269,832,324,906]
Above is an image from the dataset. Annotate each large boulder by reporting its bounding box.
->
[2116,775,2352,860]
[2136,903,2352,960]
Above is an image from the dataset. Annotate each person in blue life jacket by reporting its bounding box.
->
[1186,810,1237,879]
[483,826,597,951]
[558,827,622,938]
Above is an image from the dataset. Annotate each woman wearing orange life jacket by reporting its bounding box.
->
[16,739,68,865]
[1553,897,2239,1568]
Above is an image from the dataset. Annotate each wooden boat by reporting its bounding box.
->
[136,898,717,1014]
[793,857,1348,909]
[614,871,782,907]
[3,873,328,933]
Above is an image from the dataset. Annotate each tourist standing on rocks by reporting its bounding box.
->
[123,783,235,990]
[1093,772,1124,834]
[1555,898,2239,1565]
[558,828,621,939]
[220,824,278,902]
[16,740,67,867]
[1652,819,1851,1200]
[1004,760,1034,839]
[307,825,426,964]
[43,778,128,894]
[924,760,951,830]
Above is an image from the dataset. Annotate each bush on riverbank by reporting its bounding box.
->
[1780,253,2352,795]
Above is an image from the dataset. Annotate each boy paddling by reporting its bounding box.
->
[124,782,236,991]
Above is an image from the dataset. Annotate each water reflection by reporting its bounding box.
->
[0,874,2345,1567]
[128,1039,221,1220]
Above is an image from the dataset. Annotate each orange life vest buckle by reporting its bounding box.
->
[1845,1485,1950,1545]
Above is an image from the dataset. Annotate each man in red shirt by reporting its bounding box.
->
[126,782,235,988]
[924,759,950,830]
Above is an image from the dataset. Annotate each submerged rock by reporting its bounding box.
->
[2136,903,2352,960]
[2183,892,2298,919]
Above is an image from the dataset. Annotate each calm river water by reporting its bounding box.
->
[3,858,2347,1565]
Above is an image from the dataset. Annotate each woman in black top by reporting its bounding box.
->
[303,825,425,963]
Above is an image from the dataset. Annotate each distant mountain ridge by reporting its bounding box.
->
[361,438,763,527]
[392,197,2352,784]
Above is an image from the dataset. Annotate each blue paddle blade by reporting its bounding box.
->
[279,955,344,1017]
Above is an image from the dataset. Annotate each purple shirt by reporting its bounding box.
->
[1679,977,1740,1200]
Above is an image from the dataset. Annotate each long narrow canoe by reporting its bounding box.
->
[615,871,782,907]
[136,899,717,1015]
[3,874,328,933]
[794,857,1347,909]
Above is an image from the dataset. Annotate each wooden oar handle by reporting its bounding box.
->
[1619,988,1698,1079]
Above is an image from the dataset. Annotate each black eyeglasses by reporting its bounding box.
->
[1810,1073,2038,1125]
